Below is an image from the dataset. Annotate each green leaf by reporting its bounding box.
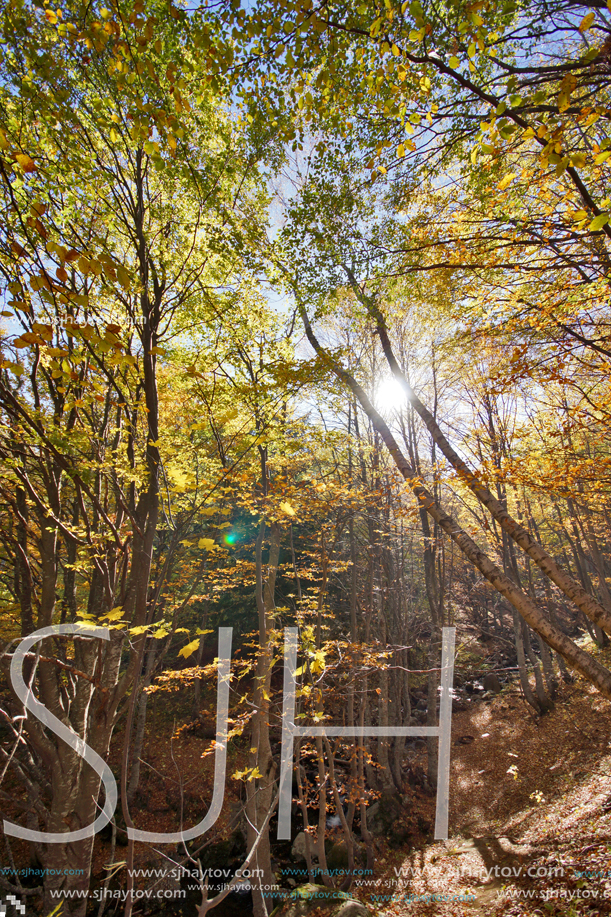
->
[448,56,460,69]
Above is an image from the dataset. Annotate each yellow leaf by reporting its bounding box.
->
[589,211,610,231]
[198,537,215,550]
[448,56,459,69]
[498,172,516,191]
[594,151,611,165]
[178,639,201,659]
[579,11,595,31]
[168,465,189,490]
[14,153,36,173]
[397,143,405,158]
[101,607,125,621]
[279,501,296,516]
[116,264,131,289]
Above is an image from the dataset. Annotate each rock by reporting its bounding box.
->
[277,885,371,917]
[465,682,483,695]
[291,832,311,863]
[483,673,502,694]
[326,841,349,871]
[363,792,405,838]
[333,901,370,917]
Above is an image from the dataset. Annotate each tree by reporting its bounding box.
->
[0,0,270,909]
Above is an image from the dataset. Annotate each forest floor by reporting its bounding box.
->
[366,671,611,917]
[85,645,611,917]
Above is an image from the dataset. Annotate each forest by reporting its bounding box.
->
[1,0,611,915]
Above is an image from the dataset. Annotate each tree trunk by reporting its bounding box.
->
[246,519,281,917]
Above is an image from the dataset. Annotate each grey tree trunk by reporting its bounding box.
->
[246,519,281,917]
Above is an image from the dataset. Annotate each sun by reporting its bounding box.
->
[375,376,407,414]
